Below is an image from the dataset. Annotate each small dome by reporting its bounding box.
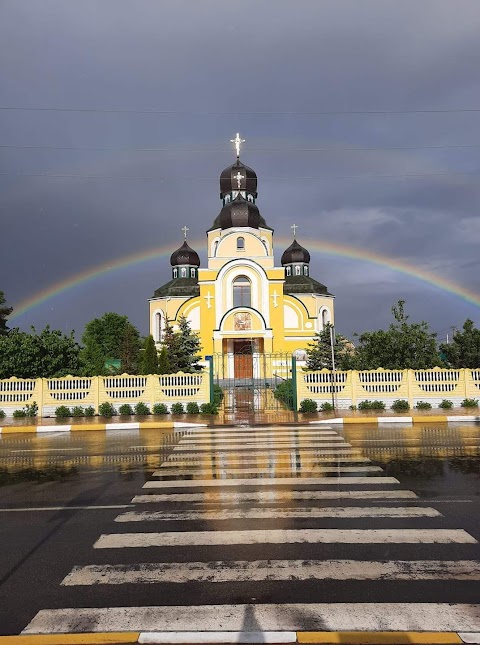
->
[281,239,311,265]
[170,240,200,267]
[220,159,257,197]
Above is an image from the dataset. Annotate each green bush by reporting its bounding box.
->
[71,406,85,417]
[98,402,116,418]
[24,401,38,417]
[0,409,5,419]
[358,400,386,411]
[119,404,134,416]
[84,406,95,417]
[299,398,318,413]
[55,405,71,418]
[212,384,224,406]
[13,409,27,418]
[153,403,169,415]
[461,398,479,408]
[391,399,410,412]
[415,401,432,410]
[134,402,150,416]
[171,402,184,415]
[439,399,453,409]
[320,401,334,412]
[349,405,357,411]
[200,402,218,415]
[274,379,294,410]
[186,402,200,414]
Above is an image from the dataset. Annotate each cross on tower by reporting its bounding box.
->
[291,224,298,238]
[182,226,189,240]
[233,171,245,189]
[230,133,245,158]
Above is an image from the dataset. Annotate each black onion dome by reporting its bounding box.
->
[220,159,257,197]
[281,239,311,265]
[170,240,200,267]
[218,194,262,229]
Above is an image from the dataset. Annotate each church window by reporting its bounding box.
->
[303,265,309,276]
[181,268,187,277]
[225,195,231,204]
[155,313,162,342]
[173,268,178,279]
[286,266,291,276]
[322,308,330,328]
[233,275,251,307]
[295,265,301,276]
[213,240,219,256]
[237,237,245,250]
[190,268,196,278]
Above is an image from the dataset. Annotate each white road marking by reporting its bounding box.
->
[94,528,476,548]
[137,632,295,644]
[62,558,479,586]
[179,436,346,444]
[142,476,398,489]
[162,456,372,466]
[23,603,480,633]
[180,430,340,439]
[0,505,133,512]
[9,448,83,453]
[115,506,441,522]
[132,489,418,503]
[173,442,352,451]
[152,466,383,477]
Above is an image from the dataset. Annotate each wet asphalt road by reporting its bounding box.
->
[0,423,479,635]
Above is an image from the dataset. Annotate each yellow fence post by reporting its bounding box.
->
[93,376,100,413]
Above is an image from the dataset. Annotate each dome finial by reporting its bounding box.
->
[291,223,298,239]
[230,132,245,159]
[181,225,189,240]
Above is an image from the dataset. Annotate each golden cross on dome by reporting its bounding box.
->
[182,226,189,240]
[291,223,298,238]
[233,171,244,189]
[230,132,245,158]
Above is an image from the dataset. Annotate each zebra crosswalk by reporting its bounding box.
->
[22,424,480,636]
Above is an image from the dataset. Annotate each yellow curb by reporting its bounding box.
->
[343,417,378,424]
[71,424,107,432]
[0,634,139,644]
[0,426,37,434]
[297,632,462,644]
[139,421,174,429]
[412,416,448,423]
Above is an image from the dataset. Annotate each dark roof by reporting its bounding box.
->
[170,240,200,267]
[208,193,273,231]
[283,275,332,296]
[281,239,311,265]
[220,159,257,197]
[153,278,200,298]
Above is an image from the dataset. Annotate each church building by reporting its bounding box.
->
[148,134,335,378]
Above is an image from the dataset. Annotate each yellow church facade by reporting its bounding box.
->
[148,135,335,378]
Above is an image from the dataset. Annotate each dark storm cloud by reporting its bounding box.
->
[1,0,479,339]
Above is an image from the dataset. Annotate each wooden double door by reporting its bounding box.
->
[233,340,253,379]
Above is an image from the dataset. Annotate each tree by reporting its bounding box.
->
[0,291,13,336]
[439,319,480,368]
[354,300,442,370]
[0,326,80,379]
[142,335,159,374]
[305,323,355,371]
[161,316,202,373]
[157,345,171,374]
[80,313,140,376]
[120,325,141,374]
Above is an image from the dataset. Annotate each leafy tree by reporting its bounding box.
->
[354,300,442,370]
[120,324,141,374]
[0,326,80,379]
[0,291,13,336]
[439,319,480,368]
[305,323,355,371]
[142,335,159,374]
[80,313,140,375]
[161,316,202,373]
[157,345,171,374]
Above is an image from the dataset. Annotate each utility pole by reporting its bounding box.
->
[330,325,337,412]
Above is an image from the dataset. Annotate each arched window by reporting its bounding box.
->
[190,268,196,278]
[155,312,162,342]
[181,267,187,277]
[295,265,301,276]
[286,266,291,277]
[237,236,245,250]
[322,308,330,328]
[213,240,219,256]
[233,275,251,307]
[303,265,309,276]
[173,268,178,279]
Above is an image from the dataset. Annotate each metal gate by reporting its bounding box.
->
[212,349,295,412]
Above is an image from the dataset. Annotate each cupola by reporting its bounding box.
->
[281,237,311,278]
[170,239,200,280]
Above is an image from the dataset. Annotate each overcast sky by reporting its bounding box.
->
[1,0,480,343]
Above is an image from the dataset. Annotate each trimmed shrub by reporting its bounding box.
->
[13,409,27,418]
[186,402,200,414]
[461,398,479,408]
[212,384,224,406]
[119,404,134,416]
[349,405,357,411]
[98,402,116,418]
[134,402,150,416]
[55,406,71,419]
[358,400,386,411]
[200,402,218,415]
[391,399,410,412]
[274,379,294,410]
[25,401,38,417]
[439,399,453,409]
[299,398,318,413]
[171,402,184,415]
[0,409,5,419]
[71,406,85,417]
[415,401,432,410]
[153,403,169,415]
[320,401,334,412]
[84,406,95,417]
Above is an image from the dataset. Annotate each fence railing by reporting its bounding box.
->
[296,367,480,410]
[0,371,210,418]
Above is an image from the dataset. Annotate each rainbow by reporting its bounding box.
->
[10,239,480,320]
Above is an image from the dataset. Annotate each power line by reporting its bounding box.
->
[2,106,480,116]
